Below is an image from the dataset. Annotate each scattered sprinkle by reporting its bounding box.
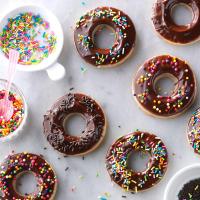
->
[65,167,69,171]
[104,192,111,198]
[80,66,87,73]
[96,172,100,177]
[98,196,107,200]
[71,186,76,192]
[79,175,84,180]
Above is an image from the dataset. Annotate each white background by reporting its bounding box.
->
[0,0,199,199]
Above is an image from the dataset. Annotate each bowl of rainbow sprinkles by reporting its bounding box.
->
[0,79,27,142]
[0,5,65,81]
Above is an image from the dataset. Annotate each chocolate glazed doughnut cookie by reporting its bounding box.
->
[106,131,168,192]
[133,55,196,118]
[0,152,57,200]
[43,93,106,156]
[152,0,200,44]
[74,7,136,67]
[187,107,200,155]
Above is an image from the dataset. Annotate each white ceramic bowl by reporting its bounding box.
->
[0,5,65,81]
[0,79,27,142]
[164,164,200,200]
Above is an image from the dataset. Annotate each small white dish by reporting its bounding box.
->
[0,5,65,81]
[164,164,200,200]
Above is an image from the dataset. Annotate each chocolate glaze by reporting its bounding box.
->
[43,93,106,155]
[74,7,136,66]
[133,55,196,117]
[152,0,200,44]
[106,131,168,192]
[187,107,200,154]
[0,152,57,200]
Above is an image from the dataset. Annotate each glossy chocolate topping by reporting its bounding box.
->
[74,7,136,66]
[106,131,168,192]
[43,93,106,156]
[133,55,196,117]
[0,152,57,200]
[187,107,200,154]
[152,0,200,44]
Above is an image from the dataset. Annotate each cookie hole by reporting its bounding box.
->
[15,171,39,196]
[154,74,177,97]
[171,4,193,26]
[64,113,86,136]
[128,150,151,172]
[93,24,116,49]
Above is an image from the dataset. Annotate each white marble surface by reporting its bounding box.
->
[0,0,200,199]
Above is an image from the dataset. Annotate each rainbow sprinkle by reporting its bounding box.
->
[0,90,25,138]
[0,12,57,65]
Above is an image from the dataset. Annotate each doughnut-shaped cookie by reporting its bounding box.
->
[187,108,200,154]
[43,93,106,156]
[74,7,136,67]
[0,152,57,200]
[106,131,168,192]
[133,55,196,118]
[152,0,200,44]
